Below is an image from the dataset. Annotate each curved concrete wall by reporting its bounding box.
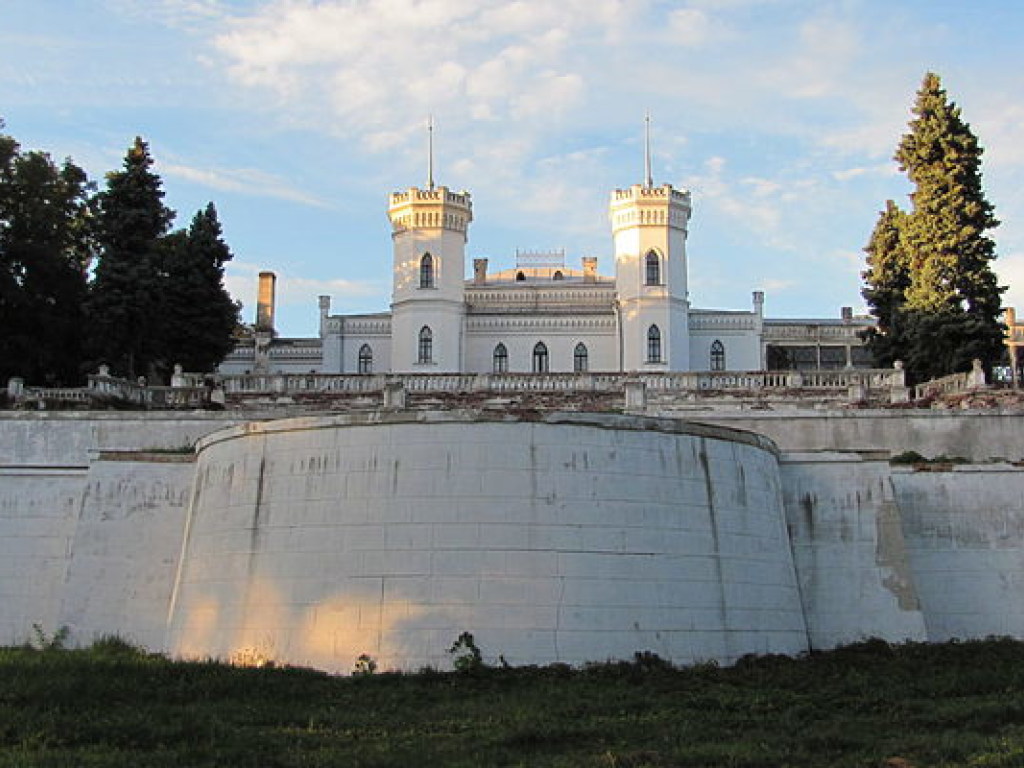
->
[166,412,806,671]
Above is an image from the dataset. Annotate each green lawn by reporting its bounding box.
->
[2,638,1024,767]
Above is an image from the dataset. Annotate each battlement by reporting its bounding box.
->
[388,186,473,235]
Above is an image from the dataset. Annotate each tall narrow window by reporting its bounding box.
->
[358,344,373,374]
[419,253,434,289]
[418,326,433,364]
[645,250,660,286]
[573,342,588,372]
[532,342,549,373]
[493,343,508,373]
[710,340,725,371]
[647,325,662,363]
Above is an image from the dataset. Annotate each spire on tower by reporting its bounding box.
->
[427,115,435,191]
[644,112,653,189]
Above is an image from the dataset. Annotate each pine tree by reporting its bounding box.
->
[0,123,95,385]
[862,73,1005,382]
[896,73,1004,380]
[860,200,910,368]
[160,203,240,373]
[87,137,174,379]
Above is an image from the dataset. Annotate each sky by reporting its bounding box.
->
[3,0,1024,337]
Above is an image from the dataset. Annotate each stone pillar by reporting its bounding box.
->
[787,370,804,388]
[847,375,866,404]
[383,379,406,410]
[582,257,598,284]
[256,271,277,333]
[7,377,24,400]
[889,361,910,404]
[624,379,646,413]
[171,364,186,388]
[967,358,987,390]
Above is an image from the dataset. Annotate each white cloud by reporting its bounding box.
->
[225,262,384,315]
[159,162,331,208]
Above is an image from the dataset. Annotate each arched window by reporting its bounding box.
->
[647,324,662,363]
[419,253,434,289]
[358,344,373,374]
[710,340,725,371]
[573,342,588,372]
[493,343,508,373]
[418,326,433,364]
[645,250,660,286]
[532,342,549,373]
[516,271,526,281]
[553,270,564,281]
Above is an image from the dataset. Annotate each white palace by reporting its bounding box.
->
[220,143,873,378]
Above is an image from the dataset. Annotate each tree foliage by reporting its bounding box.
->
[160,203,240,373]
[862,73,1005,382]
[0,122,95,385]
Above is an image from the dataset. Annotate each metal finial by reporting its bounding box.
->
[427,115,435,191]
[644,112,653,189]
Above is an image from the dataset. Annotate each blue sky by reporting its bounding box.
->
[3,0,1023,337]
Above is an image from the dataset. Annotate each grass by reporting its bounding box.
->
[2,637,1024,766]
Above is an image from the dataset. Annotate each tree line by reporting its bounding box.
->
[0,123,239,386]
[861,73,1005,384]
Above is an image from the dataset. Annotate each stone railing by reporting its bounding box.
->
[914,360,988,400]
[7,365,914,411]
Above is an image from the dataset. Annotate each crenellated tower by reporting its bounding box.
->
[611,117,692,371]
[388,185,472,372]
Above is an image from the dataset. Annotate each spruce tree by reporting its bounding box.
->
[862,73,1005,382]
[87,137,174,379]
[860,200,910,368]
[160,203,240,373]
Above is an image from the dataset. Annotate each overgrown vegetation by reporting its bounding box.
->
[3,637,1024,766]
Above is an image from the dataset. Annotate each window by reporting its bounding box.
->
[516,271,526,281]
[553,270,564,281]
[493,343,508,373]
[647,325,662,363]
[419,253,434,289]
[532,342,549,373]
[358,344,373,374]
[710,340,725,371]
[645,250,660,286]
[574,342,588,372]
[418,326,433,364]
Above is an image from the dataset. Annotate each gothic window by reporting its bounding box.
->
[645,250,661,286]
[573,342,588,372]
[710,340,725,371]
[418,326,433,364]
[358,344,373,374]
[647,324,662,363]
[493,343,508,373]
[532,342,549,373]
[419,253,434,289]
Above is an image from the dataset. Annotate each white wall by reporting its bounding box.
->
[167,413,806,671]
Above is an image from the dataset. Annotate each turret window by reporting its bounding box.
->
[710,340,725,371]
[573,342,588,372]
[493,343,508,373]
[532,342,549,373]
[647,325,662,363]
[419,253,435,289]
[418,326,433,364]
[358,344,373,374]
[645,251,661,286]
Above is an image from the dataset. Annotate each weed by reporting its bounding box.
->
[447,631,484,673]
[30,623,70,651]
[353,653,377,676]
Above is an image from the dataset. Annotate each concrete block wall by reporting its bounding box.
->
[166,413,807,671]
[780,453,927,650]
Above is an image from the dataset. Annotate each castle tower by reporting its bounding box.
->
[611,117,692,371]
[388,183,472,372]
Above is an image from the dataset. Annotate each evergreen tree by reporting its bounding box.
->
[0,123,95,385]
[862,73,1005,382]
[87,137,174,380]
[160,203,240,373]
[860,200,910,368]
